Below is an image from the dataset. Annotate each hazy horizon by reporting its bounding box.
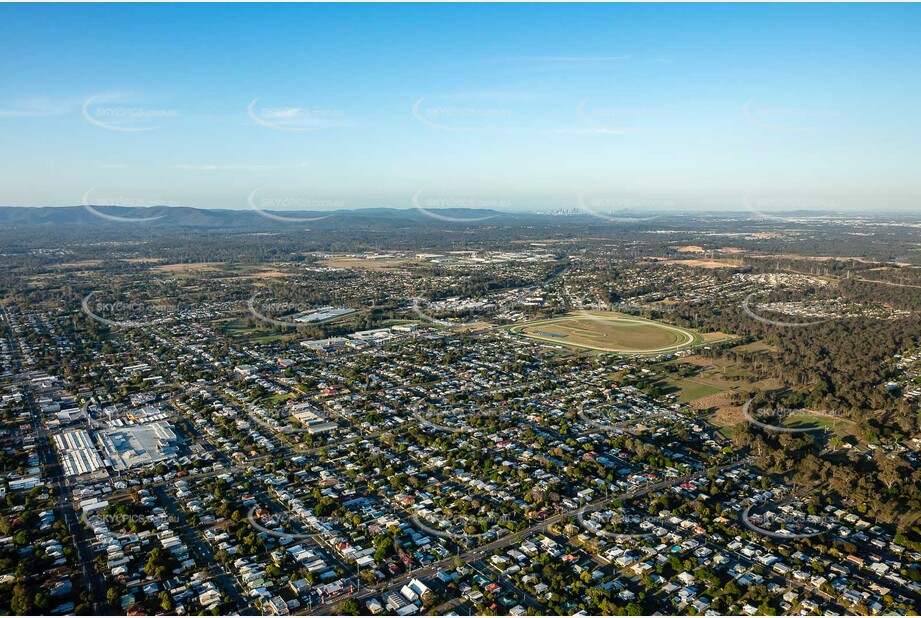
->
[4,200,921,217]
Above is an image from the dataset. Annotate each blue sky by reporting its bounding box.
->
[1,3,920,213]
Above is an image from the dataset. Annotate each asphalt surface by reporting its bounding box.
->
[153,484,257,614]
[1,304,111,613]
[300,459,752,615]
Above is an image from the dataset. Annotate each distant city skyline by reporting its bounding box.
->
[2,3,920,212]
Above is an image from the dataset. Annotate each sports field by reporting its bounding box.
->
[511,311,703,354]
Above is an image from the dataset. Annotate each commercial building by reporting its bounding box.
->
[290,403,338,434]
[53,429,105,477]
[97,421,178,471]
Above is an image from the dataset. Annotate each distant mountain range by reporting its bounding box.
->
[0,205,911,230]
[0,205,524,228]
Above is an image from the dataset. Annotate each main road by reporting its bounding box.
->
[299,458,751,615]
[0,304,110,613]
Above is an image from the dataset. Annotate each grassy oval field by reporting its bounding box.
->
[510,311,702,354]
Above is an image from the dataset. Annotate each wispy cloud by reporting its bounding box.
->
[547,126,633,135]
[497,55,631,74]
[0,97,74,118]
[508,55,630,62]
[174,162,310,171]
